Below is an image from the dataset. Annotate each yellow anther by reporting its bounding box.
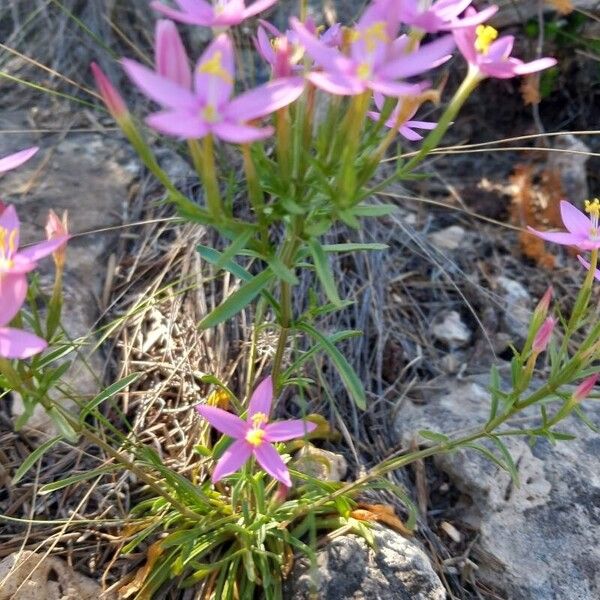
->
[198,51,233,84]
[357,62,372,80]
[475,25,498,55]
[251,412,269,427]
[363,22,389,52]
[207,389,230,409]
[585,198,600,219]
[8,229,17,254]
[245,427,266,447]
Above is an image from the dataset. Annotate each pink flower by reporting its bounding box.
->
[368,93,437,141]
[0,205,69,282]
[577,255,600,281]
[151,0,277,28]
[123,33,304,143]
[196,376,316,486]
[290,5,455,96]
[454,8,556,79]
[532,316,555,354]
[155,19,192,88]
[0,147,38,174]
[573,374,598,403]
[528,200,600,251]
[0,275,46,359]
[398,0,498,33]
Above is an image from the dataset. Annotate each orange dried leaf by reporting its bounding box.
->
[354,503,414,536]
[521,75,541,106]
[119,541,164,599]
[546,0,574,14]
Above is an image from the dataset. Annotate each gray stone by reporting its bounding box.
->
[493,0,598,27]
[547,134,591,203]
[394,379,600,600]
[496,276,531,339]
[286,527,447,600]
[431,311,471,349]
[429,226,466,251]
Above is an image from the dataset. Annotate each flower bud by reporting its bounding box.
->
[91,62,129,122]
[155,20,192,88]
[45,209,68,269]
[534,286,553,319]
[573,374,599,403]
[532,317,555,354]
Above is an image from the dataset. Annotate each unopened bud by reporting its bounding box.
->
[573,374,598,403]
[534,286,553,318]
[91,62,129,122]
[532,317,555,354]
[45,209,69,269]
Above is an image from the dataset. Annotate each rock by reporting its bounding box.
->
[496,276,531,339]
[0,551,115,600]
[286,526,447,600]
[493,0,597,27]
[0,113,137,434]
[547,134,590,203]
[431,311,471,349]
[429,226,466,251]
[292,444,348,481]
[394,379,600,600]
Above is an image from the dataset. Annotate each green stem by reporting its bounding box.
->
[189,136,222,219]
[400,67,482,176]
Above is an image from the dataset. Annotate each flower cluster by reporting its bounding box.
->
[106,0,556,145]
[0,148,68,359]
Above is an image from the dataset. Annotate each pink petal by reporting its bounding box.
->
[307,71,365,95]
[196,404,247,438]
[0,205,20,248]
[399,126,424,141]
[0,274,27,326]
[122,59,197,109]
[212,122,273,143]
[453,22,477,65]
[0,147,39,174]
[526,227,583,246]
[451,4,498,28]
[151,1,214,26]
[290,17,353,74]
[0,327,47,359]
[256,26,276,65]
[242,0,278,19]
[248,376,273,419]
[264,419,317,442]
[406,120,437,130]
[369,78,423,97]
[18,236,69,263]
[212,439,253,482]
[194,33,235,106]
[225,78,304,122]
[380,35,455,79]
[577,255,600,281]
[487,36,514,62]
[155,20,192,89]
[254,442,292,486]
[512,57,557,76]
[146,110,209,139]
[435,0,472,20]
[560,201,592,237]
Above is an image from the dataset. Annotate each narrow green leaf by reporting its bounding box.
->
[307,239,342,306]
[268,255,299,285]
[351,204,398,217]
[489,436,519,486]
[215,230,254,270]
[81,373,140,419]
[12,436,63,485]
[39,465,119,494]
[488,365,501,421]
[297,322,366,410]
[322,243,388,253]
[198,269,274,329]
[418,430,450,443]
[197,244,252,282]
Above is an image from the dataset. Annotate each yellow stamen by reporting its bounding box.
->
[198,51,233,84]
[357,62,372,80]
[251,412,268,427]
[202,104,219,123]
[0,227,15,270]
[245,428,266,447]
[363,22,389,53]
[585,198,600,234]
[207,389,230,409]
[475,25,498,55]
